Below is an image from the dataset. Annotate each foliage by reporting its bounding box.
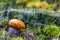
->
[10,37,23,40]
[56,0,60,3]
[0,0,60,11]
[43,24,60,38]
[1,18,8,26]
[0,8,60,40]
[46,0,56,4]
[37,35,47,40]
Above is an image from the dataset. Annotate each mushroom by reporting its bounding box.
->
[8,19,25,37]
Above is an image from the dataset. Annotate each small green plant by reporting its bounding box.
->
[0,18,8,26]
[37,35,46,40]
[10,37,24,40]
[43,24,59,38]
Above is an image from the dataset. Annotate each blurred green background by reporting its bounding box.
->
[0,0,60,11]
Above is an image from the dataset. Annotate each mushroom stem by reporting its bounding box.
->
[8,27,21,37]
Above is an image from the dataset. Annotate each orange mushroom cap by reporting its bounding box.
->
[8,19,25,29]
